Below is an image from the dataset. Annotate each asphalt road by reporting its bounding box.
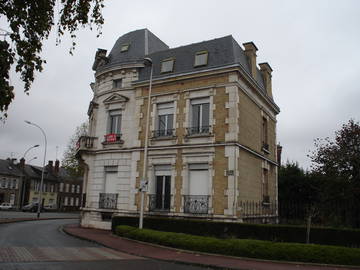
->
[0,210,79,220]
[0,219,210,270]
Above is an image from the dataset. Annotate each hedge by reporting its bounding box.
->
[115,225,360,266]
[112,216,360,247]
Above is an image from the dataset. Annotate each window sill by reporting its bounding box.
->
[262,147,270,155]
[151,135,177,141]
[185,133,213,139]
[102,140,124,148]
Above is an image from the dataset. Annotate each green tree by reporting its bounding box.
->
[0,0,104,118]
[62,122,88,177]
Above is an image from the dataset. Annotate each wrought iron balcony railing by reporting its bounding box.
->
[99,193,118,209]
[262,142,270,153]
[152,129,174,138]
[148,194,170,212]
[186,126,211,136]
[183,195,210,214]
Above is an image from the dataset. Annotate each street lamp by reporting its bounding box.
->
[23,144,40,159]
[25,120,47,219]
[139,57,153,229]
[28,157,37,163]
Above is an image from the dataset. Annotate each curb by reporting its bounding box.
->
[0,217,79,225]
[62,224,360,270]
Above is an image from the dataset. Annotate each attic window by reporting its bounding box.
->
[113,79,122,89]
[194,51,208,67]
[161,58,175,73]
[121,43,130,52]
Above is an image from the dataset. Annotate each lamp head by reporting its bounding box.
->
[24,120,32,125]
[34,144,40,148]
[144,57,153,66]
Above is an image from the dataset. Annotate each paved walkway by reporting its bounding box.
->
[63,224,359,270]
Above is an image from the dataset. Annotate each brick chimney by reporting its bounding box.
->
[48,160,53,172]
[20,158,25,169]
[243,42,258,79]
[259,62,273,98]
[55,160,60,175]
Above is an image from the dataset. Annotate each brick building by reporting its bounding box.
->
[77,29,280,229]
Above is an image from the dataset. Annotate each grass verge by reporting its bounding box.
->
[115,225,360,266]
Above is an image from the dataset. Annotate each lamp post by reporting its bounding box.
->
[25,120,47,219]
[20,145,39,208]
[28,157,37,164]
[139,57,153,229]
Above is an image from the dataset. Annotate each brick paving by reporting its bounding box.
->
[0,246,140,263]
[63,224,360,270]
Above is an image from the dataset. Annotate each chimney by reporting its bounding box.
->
[243,42,258,79]
[259,62,273,98]
[55,160,60,175]
[20,158,25,169]
[48,160,53,172]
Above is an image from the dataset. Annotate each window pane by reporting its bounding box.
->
[201,103,210,127]
[167,114,173,133]
[159,115,166,131]
[194,52,208,67]
[161,59,174,73]
[192,104,200,128]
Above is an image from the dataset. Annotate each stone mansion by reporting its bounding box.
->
[77,29,280,229]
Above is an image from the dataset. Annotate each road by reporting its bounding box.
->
[0,219,210,270]
[0,210,79,220]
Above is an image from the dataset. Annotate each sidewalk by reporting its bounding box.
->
[63,224,359,270]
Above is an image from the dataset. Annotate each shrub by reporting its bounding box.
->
[115,225,360,266]
[111,216,360,247]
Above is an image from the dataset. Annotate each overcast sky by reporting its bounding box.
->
[1,0,359,170]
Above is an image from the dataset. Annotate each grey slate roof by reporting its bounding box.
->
[0,159,22,177]
[137,35,266,93]
[99,29,169,71]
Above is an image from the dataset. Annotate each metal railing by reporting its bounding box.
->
[77,136,97,149]
[99,193,118,209]
[239,200,277,219]
[186,126,211,136]
[183,195,210,214]
[148,194,170,212]
[152,129,174,138]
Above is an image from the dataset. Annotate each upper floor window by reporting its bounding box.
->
[76,185,81,193]
[121,43,130,52]
[189,98,210,135]
[59,183,64,192]
[154,102,174,137]
[161,58,175,73]
[113,79,122,89]
[194,51,208,67]
[109,110,121,135]
[262,117,269,153]
[65,184,70,193]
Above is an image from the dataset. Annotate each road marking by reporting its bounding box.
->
[0,247,139,262]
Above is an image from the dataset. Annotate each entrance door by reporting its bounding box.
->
[155,175,170,210]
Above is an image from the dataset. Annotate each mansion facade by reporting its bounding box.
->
[77,29,280,229]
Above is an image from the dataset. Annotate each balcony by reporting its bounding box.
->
[76,136,97,154]
[152,129,175,139]
[99,193,118,209]
[148,194,170,212]
[102,133,124,146]
[186,126,211,137]
[183,195,210,214]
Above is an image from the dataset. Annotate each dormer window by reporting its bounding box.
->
[121,43,130,52]
[113,79,122,89]
[161,58,175,73]
[194,51,208,67]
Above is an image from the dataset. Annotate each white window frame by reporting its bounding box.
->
[194,51,208,67]
[161,58,175,73]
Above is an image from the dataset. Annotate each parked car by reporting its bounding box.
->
[0,202,14,210]
[22,203,43,212]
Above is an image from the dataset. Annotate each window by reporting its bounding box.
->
[120,43,130,52]
[155,102,174,137]
[262,168,269,203]
[262,117,269,152]
[70,197,74,206]
[152,165,171,211]
[108,110,121,136]
[71,185,75,193]
[160,58,174,73]
[194,51,208,67]
[50,184,54,193]
[59,183,64,192]
[75,197,79,206]
[64,197,68,206]
[189,98,210,135]
[65,184,70,193]
[76,185,80,193]
[113,79,122,89]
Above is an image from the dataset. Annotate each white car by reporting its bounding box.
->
[0,202,14,210]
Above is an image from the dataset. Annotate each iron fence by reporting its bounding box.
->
[184,195,210,214]
[99,193,118,209]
